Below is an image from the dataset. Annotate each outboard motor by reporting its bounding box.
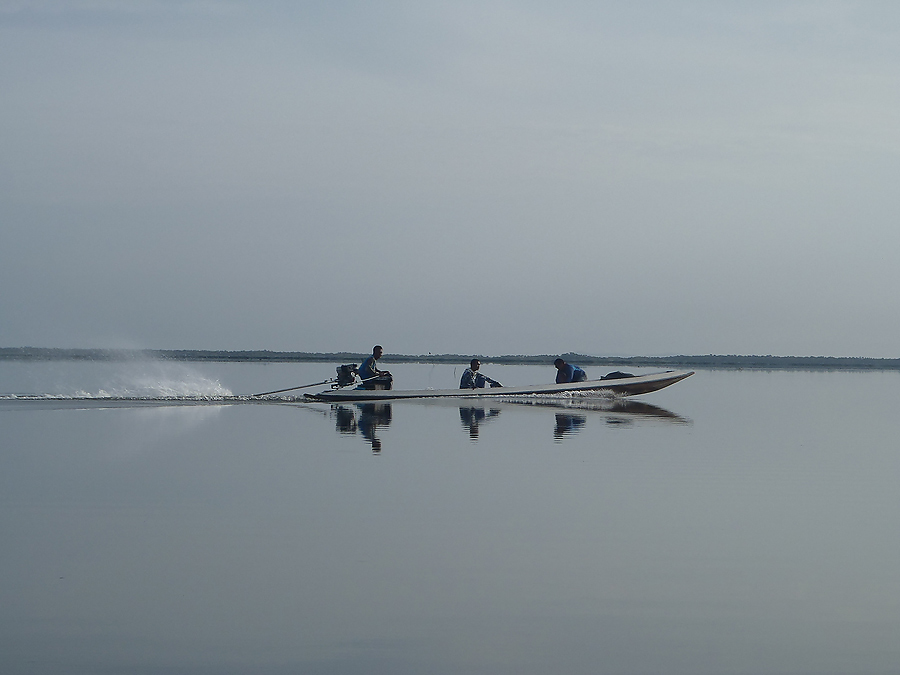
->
[336,364,359,387]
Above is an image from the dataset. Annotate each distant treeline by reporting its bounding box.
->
[3,347,900,371]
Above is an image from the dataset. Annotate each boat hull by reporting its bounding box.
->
[304,370,693,402]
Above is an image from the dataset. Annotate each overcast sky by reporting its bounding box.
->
[2,1,899,357]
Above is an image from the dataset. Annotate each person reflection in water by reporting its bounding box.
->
[459,359,502,389]
[332,403,391,453]
[459,406,501,440]
[356,403,392,453]
[554,413,586,440]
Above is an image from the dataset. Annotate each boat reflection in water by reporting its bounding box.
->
[599,400,690,428]
[327,396,690,452]
[458,406,502,440]
[333,403,392,453]
[507,396,691,423]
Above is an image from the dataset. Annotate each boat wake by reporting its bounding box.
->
[0,393,303,404]
[0,357,237,402]
[2,388,619,404]
[498,389,621,405]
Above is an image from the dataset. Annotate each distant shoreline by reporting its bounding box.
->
[2,347,899,371]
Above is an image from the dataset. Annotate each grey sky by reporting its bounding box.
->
[2,1,899,357]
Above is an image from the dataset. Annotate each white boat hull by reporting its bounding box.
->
[305,370,693,402]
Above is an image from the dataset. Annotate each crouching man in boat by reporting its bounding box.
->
[554,358,588,384]
[358,345,393,390]
[459,359,502,389]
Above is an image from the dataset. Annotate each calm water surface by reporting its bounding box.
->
[1,361,899,674]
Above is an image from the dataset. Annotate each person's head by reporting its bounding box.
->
[554,358,566,369]
[470,359,481,371]
[373,345,383,359]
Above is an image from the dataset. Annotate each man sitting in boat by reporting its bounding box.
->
[554,358,587,384]
[358,345,393,390]
[459,359,502,389]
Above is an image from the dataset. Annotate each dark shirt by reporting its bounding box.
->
[556,363,587,384]
[460,369,486,389]
[359,355,381,380]
[460,368,501,389]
